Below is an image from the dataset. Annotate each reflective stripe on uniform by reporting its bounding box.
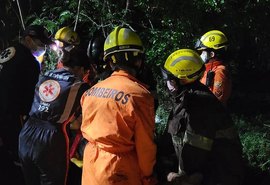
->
[215,126,238,140]
[171,135,183,146]
[57,81,83,123]
[183,130,213,151]
[183,126,238,151]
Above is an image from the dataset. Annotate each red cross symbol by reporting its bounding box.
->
[43,84,55,96]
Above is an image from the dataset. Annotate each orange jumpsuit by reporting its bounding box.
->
[81,70,157,185]
[200,59,232,105]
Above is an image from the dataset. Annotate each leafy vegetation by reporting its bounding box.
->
[234,115,270,171]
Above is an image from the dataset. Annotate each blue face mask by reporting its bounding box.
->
[32,46,46,57]
[31,39,46,57]
[166,80,178,93]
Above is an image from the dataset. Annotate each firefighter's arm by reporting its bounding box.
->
[212,67,231,104]
[133,95,157,185]
[69,105,83,130]
[71,84,90,130]
[70,114,82,130]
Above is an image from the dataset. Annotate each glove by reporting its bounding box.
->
[167,171,203,185]
[167,171,186,182]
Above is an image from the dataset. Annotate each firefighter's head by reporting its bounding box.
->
[62,48,91,80]
[87,35,106,73]
[54,27,80,52]
[162,49,205,94]
[53,27,80,65]
[103,26,145,76]
[22,25,53,58]
[195,30,228,63]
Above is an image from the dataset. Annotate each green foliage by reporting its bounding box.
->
[146,29,177,66]
[233,115,270,171]
[194,0,225,12]
[59,11,74,25]
[16,0,270,75]
[155,105,170,141]
[240,131,270,171]
[44,50,58,71]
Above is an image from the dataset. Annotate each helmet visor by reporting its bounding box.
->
[161,67,177,81]
[54,40,64,48]
[195,39,207,50]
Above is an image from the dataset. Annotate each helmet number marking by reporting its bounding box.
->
[209,36,215,42]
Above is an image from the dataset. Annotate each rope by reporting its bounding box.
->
[74,0,82,31]
[16,0,25,30]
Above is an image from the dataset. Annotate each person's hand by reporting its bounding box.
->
[167,171,203,185]
[167,171,185,182]
[70,115,82,130]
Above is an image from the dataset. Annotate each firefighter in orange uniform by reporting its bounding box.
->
[81,26,157,185]
[195,30,232,106]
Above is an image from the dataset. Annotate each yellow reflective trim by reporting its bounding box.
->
[124,52,128,61]
[215,126,238,139]
[70,158,83,168]
[57,81,82,123]
[183,131,213,151]
[111,55,117,63]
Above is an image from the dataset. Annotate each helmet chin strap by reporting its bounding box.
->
[109,52,145,77]
[167,79,183,97]
[136,59,144,77]
[64,45,75,52]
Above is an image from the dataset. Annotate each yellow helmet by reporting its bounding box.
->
[103,26,144,61]
[164,49,205,84]
[54,27,80,46]
[195,30,228,50]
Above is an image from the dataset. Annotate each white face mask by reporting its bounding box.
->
[166,80,178,93]
[200,51,210,63]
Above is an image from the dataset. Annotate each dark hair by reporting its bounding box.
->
[23,25,52,44]
[62,48,91,69]
[87,36,105,60]
[213,47,229,61]
[108,51,145,76]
